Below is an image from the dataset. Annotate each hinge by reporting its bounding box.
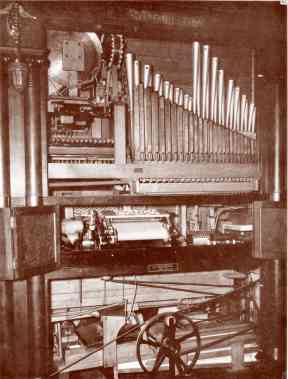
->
[10,216,16,230]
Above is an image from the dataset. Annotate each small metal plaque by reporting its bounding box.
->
[63,40,85,71]
[147,262,179,273]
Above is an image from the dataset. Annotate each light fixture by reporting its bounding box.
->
[8,57,28,93]
[0,2,36,93]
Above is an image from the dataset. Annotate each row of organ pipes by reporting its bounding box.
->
[125,41,257,163]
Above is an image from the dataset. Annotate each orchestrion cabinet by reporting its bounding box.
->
[0,2,286,379]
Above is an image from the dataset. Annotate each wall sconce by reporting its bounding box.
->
[0,2,36,93]
[8,57,28,93]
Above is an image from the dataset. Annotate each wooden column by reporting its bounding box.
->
[0,281,14,379]
[28,275,49,378]
[25,61,42,207]
[258,260,284,367]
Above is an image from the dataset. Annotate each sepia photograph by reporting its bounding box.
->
[0,1,286,379]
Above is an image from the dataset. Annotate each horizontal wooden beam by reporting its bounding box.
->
[12,2,284,50]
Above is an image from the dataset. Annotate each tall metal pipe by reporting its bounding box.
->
[226,79,234,128]
[201,45,209,119]
[0,59,10,207]
[218,69,224,125]
[125,53,134,112]
[134,60,141,86]
[192,41,200,115]
[211,57,218,122]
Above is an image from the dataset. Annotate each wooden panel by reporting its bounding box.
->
[253,201,286,259]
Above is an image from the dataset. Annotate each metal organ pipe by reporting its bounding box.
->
[210,57,218,123]
[192,41,201,116]
[126,40,258,177]
[125,53,134,112]
[202,45,210,119]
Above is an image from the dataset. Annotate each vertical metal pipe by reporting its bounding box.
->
[125,53,134,112]
[240,94,247,132]
[143,64,151,89]
[174,87,180,105]
[163,80,170,100]
[134,60,141,86]
[169,83,174,103]
[233,86,240,131]
[192,42,200,115]
[201,45,209,119]
[248,102,255,133]
[272,84,281,202]
[25,63,42,206]
[218,69,224,125]
[226,79,234,128]
[211,57,218,122]
[0,59,10,207]
[153,73,161,92]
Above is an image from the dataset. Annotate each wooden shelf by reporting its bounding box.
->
[44,192,266,207]
[47,242,260,280]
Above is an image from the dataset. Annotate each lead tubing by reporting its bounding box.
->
[134,60,141,87]
[226,79,234,128]
[202,45,210,120]
[125,53,134,112]
[210,57,218,123]
[192,41,200,115]
[0,59,10,207]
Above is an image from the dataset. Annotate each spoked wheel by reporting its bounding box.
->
[136,311,201,376]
